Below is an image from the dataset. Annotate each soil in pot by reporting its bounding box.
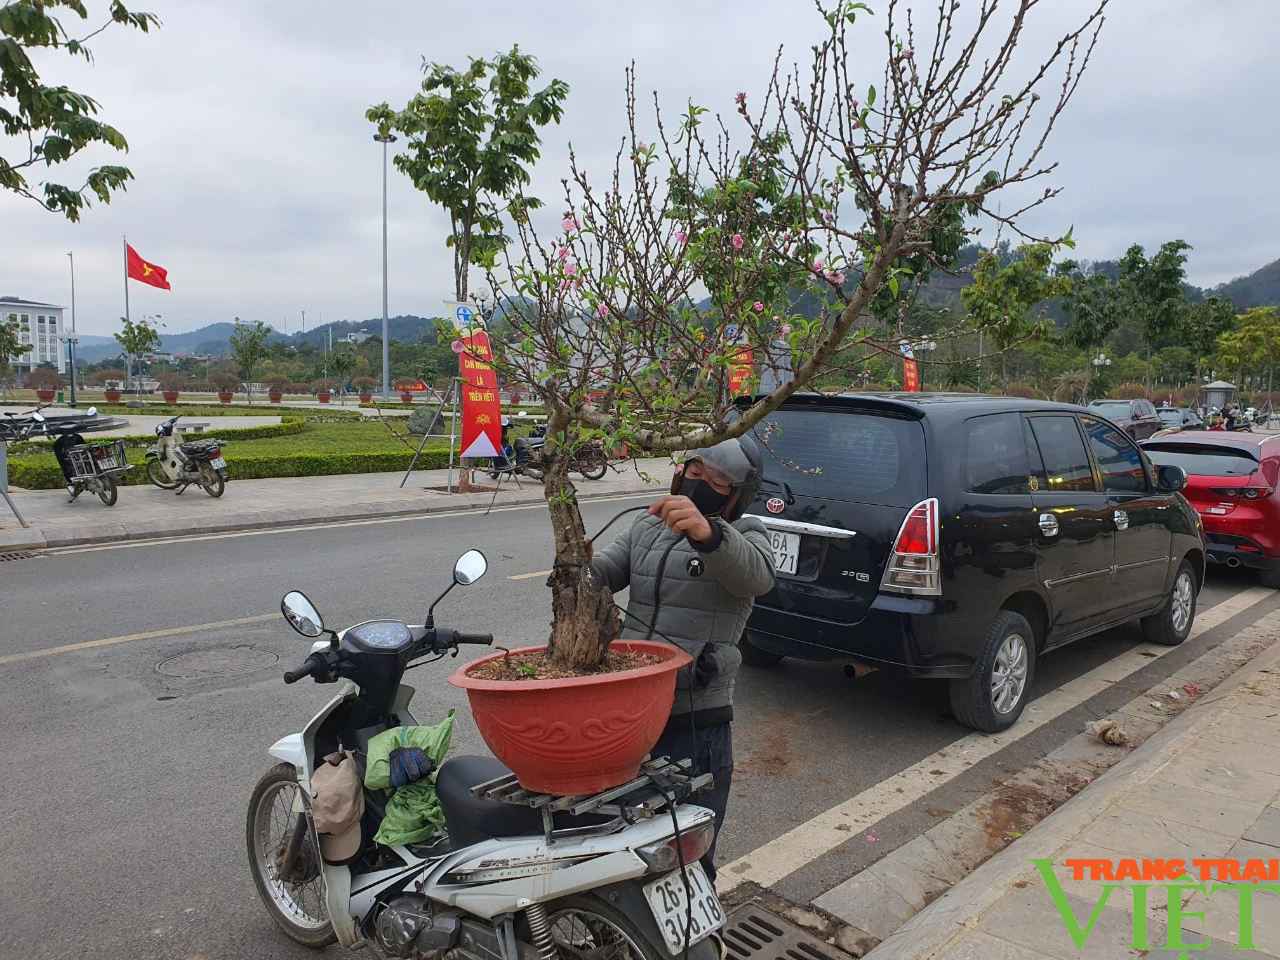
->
[469,648,660,681]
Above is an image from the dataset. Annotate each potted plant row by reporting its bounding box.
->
[158,373,186,403]
[209,372,242,404]
[314,378,332,403]
[266,375,291,404]
[353,376,378,403]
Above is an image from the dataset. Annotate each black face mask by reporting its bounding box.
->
[680,476,731,516]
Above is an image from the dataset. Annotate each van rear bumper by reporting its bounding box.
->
[746,595,985,678]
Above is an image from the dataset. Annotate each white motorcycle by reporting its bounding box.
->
[249,549,726,960]
[145,415,228,497]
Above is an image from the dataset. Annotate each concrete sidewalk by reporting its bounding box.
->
[870,638,1280,960]
[0,459,670,550]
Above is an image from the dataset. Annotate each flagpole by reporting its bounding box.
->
[122,236,131,323]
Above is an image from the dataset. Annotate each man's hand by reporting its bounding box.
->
[649,495,714,544]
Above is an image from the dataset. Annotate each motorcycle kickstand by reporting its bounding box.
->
[174,482,189,496]
[67,484,81,503]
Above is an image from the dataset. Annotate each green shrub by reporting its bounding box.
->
[91,403,362,420]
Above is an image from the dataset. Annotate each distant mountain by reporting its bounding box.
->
[1211,258,1280,309]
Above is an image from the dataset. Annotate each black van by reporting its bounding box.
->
[741,393,1205,732]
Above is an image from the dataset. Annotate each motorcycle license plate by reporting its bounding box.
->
[644,863,724,954]
[97,457,118,470]
[769,531,799,574]
[210,457,226,470]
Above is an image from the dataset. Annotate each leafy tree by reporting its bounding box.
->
[1180,294,1236,383]
[493,0,1106,672]
[1237,307,1280,394]
[1118,240,1192,388]
[1059,265,1122,396]
[963,243,1073,393]
[328,347,357,401]
[229,319,272,404]
[367,46,569,299]
[1,1,160,220]
[0,314,33,399]
[114,315,162,394]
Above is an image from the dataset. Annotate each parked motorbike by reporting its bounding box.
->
[250,550,724,960]
[488,420,609,481]
[39,409,132,506]
[145,416,229,497]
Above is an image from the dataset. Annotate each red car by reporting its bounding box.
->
[1141,433,1280,587]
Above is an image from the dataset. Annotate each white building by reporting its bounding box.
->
[1,297,67,374]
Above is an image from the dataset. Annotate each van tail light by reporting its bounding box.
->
[1209,486,1273,500]
[881,498,941,596]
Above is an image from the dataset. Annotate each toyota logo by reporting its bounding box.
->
[766,497,786,514]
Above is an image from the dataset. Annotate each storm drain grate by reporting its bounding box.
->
[722,904,846,960]
[0,551,37,562]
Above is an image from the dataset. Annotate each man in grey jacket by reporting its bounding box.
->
[587,438,775,879]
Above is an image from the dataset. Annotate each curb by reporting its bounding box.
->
[866,637,1280,959]
[3,482,655,551]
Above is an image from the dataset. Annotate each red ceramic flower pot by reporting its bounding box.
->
[359,392,372,403]
[400,392,413,404]
[35,389,55,402]
[449,640,692,796]
[218,391,233,404]
[104,389,122,402]
[162,391,179,403]
[317,392,331,404]
[268,391,283,404]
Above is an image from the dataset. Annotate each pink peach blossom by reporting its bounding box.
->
[780,324,791,335]
[558,245,570,260]
[732,233,744,250]
[813,258,825,271]
[562,216,579,232]
[597,303,609,318]
[753,302,764,312]
[564,261,578,275]
[676,231,689,246]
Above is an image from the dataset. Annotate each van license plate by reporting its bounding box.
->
[644,862,724,954]
[770,531,799,574]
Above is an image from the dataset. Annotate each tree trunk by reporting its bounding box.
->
[1001,351,1008,395]
[542,446,620,673]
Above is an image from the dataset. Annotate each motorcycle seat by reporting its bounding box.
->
[179,441,217,454]
[435,756,612,846]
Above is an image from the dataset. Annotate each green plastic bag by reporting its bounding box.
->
[364,710,456,846]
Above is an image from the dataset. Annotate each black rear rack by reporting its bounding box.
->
[471,758,714,843]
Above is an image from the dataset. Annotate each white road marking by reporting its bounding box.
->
[42,493,650,555]
[0,614,278,666]
[717,586,1276,895]
[508,569,554,581]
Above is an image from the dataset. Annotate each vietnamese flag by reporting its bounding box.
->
[126,244,171,290]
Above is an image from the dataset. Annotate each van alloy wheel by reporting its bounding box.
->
[990,633,1029,715]
[1141,559,1197,646]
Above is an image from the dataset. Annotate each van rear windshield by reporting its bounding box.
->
[753,408,927,506]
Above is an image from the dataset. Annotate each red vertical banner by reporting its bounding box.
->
[728,345,755,397]
[902,358,920,392]
[458,330,502,458]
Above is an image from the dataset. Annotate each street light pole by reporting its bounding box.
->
[67,251,78,407]
[374,132,397,402]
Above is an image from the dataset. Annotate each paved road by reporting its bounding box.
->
[0,498,1272,960]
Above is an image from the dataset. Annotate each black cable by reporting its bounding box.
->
[588,503,649,543]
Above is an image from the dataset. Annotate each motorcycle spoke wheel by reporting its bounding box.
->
[146,459,180,489]
[247,764,334,947]
[199,466,226,498]
[547,898,664,960]
[97,476,118,506]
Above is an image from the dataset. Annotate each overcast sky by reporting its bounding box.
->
[3,0,1277,337]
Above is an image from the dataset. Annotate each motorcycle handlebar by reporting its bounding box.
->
[455,632,494,646]
[283,654,325,684]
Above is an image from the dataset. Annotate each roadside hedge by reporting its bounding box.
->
[6,443,458,490]
[91,403,362,420]
[6,417,309,455]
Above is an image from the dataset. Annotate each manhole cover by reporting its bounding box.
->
[723,904,847,960]
[157,646,279,678]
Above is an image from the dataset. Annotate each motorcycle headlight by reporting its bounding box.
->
[155,424,164,436]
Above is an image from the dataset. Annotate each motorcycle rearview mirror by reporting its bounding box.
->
[454,549,488,586]
[86,406,98,417]
[281,591,335,647]
[32,412,44,423]
[426,550,489,627]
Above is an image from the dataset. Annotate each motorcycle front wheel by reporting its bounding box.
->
[199,464,226,498]
[97,475,118,506]
[247,763,336,948]
[146,459,181,490]
[576,451,608,481]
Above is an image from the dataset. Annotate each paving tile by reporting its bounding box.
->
[1246,807,1280,849]
[871,854,952,911]
[1145,935,1272,959]
[1187,730,1280,770]
[1115,778,1267,838]
[1154,751,1280,806]
[1222,704,1280,730]
[813,870,918,942]
[923,810,1008,873]
[887,832,969,885]
[939,930,1057,960]
[1080,808,1236,864]
[980,886,1166,960]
